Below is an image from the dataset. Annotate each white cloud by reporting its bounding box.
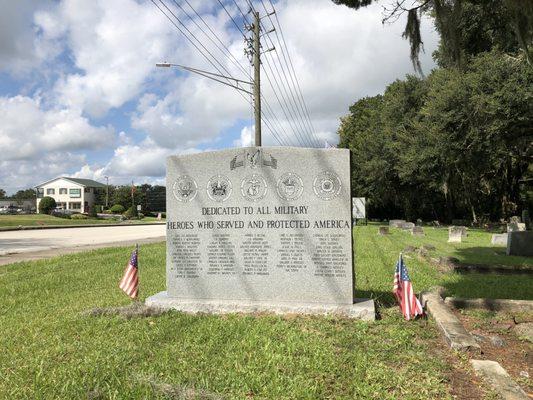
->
[71,139,203,186]
[40,0,179,117]
[233,125,254,147]
[132,76,250,149]
[0,152,87,194]
[0,0,56,74]
[0,0,442,192]
[0,95,115,161]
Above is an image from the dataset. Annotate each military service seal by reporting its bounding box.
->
[172,175,198,202]
[276,172,303,201]
[207,175,232,202]
[241,174,268,202]
[313,171,341,200]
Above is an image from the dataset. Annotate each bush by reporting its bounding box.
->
[39,197,56,214]
[110,204,125,214]
[137,212,144,219]
[123,206,138,219]
[71,214,89,220]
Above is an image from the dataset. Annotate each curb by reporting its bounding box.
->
[420,289,481,352]
[445,297,533,313]
[470,360,529,400]
[0,222,166,232]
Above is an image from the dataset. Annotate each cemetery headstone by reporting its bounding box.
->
[157,212,162,221]
[491,233,508,246]
[507,222,526,232]
[506,231,533,256]
[389,219,406,228]
[411,226,425,236]
[399,222,415,230]
[448,226,466,243]
[146,147,374,320]
[378,226,389,235]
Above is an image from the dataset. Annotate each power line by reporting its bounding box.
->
[237,1,312,147]
[260,18,320,147]
[153,0,287,146]
[246,0,320,147]
[152,0,305,147]
[216,0,246,37]
[180,0,293,146]
[264,0,321,146]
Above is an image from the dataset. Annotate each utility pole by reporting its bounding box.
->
[105,176,109,208]
[131,180,135,210]
[252,11,262,147]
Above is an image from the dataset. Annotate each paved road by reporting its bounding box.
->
[0,225,166,263]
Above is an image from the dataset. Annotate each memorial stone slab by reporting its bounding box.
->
[146,147,374,320]
[399,222,415,230]
[448,226,466,243]
[389,219,406,228]
[411,226,425,236]
[507,231,533,256]
[491,233,508,246]
[507,222,526,232]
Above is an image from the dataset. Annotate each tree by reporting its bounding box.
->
[145,185,166,212]
[338,50,532,222]
[12,189,36,200]
[39,197,56,214]
[111,186,145,210]
[332,0,533,69]
[0,188,6,199]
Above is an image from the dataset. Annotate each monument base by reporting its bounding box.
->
[146,291,375,321]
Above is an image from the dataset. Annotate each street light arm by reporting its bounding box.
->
[156,62,253,86]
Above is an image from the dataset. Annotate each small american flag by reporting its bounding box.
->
[119,247,139,299]
[393,254,424,320]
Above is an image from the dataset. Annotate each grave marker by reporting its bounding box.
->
[507,231,533,256]
[448,226,466,243]
[491,233,508,246]
[389,219,406,228]
[411,226,425,236]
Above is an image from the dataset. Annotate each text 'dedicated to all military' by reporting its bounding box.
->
[166,147,354,304]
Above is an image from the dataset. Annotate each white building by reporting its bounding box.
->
[36,177,106,213]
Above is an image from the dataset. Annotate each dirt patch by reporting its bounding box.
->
[85,302,168,319]
[453,309,533,394]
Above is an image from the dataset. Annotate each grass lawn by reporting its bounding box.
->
[0,214,163,228]
[1,225,531,398]
[356,224,533,304]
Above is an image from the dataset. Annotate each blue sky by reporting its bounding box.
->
[0,0,438,194]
